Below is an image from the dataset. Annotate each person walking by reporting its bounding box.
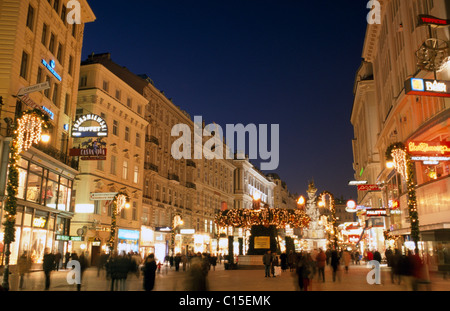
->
[280,252,288,272]
[143,254,157,291]
[316,249,326,282]
[77,252,88,291]
[296,253,313,291]
[288,250,295,272]
[18,251,31,290]
[263,250,272,278]
[175,253,182,271]
[42,249,55,290]
[271,252,279,277]
[342,249,351,273]
[54,251,62,271]
[330,250,340,282]
[374,250,382,263]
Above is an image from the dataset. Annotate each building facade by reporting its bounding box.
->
[70,60,148,264]
[0,0,95,266]
[352,0,450,266]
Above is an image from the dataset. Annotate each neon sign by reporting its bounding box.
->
[418,15,450,27]
[42,59,62,81]
[72,114,108,137]
[407,141,450,156]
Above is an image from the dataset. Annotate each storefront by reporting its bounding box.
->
[140,225,155,258]
[0,155,75,267]
[117,228,140,255]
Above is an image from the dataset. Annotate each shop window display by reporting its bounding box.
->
[17,167,27,199]
[26,173,42,203]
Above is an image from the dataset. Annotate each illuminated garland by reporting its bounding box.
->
[386,142,420,251]
[108,191,129,252]
[319,191,338,248]
[2,109,48,290]
[215,207,310,229]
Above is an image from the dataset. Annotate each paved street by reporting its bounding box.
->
[5,262,449,292]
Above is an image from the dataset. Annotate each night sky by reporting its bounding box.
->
[81,0,369,201]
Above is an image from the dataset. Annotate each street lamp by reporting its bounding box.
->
[1,109,49,291]
[108,192,130,253]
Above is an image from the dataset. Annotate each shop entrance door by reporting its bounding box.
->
[91,245,101,266]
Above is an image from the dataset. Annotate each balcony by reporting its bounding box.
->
[168,173,180,183]
[146,135,159,145]
[186,181,196,189]
[186,159,196,168]
[144,162,158,172]
[35,142,79,170]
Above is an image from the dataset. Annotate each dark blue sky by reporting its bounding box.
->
[81,0,369,200]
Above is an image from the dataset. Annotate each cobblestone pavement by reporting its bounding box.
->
[5,262,449,292]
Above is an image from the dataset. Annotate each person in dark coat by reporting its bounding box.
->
[373,250,382,263]
[175,253,182,271]
[54,251,62,271]
[43,249,55,290]
[280,252,288,271]
[143,254,157,291]
[330,250,340,282]
[77,252,88,291]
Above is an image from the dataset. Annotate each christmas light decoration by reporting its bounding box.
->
[2,109,48,290]
[215,207,310,229]
[108,192,129,252]
[385,142,420,251]
[319,191,338,248]
[15,112,46,154]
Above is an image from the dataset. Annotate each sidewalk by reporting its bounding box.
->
[4,263,450,291]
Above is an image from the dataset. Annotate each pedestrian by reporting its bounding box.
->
[271,252,279,277]
[325,248,332,266]
[316,248,326,282]
[18,251,31,290]
[367,249,374,262]
[64,251,71,269]
[263,250,272,278]
[77,252,88,291]
[210,255,217,271]
[342,249,351,273]
[355,250,361,265]
[288,250,295,272]
[385,248,394,268]
[374,250,382,263]
[280,251,288,272]
[391,249,402,284]
[143,254,157,291]
[408,250,424,291]
[54,251,62,271]
[43,248,55,290]
[330,249,340,282]
[175,253,182,271]
[296,253,313,291]
[186,254,209,291]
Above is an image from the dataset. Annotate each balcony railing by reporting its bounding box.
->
[144,162,159,172]
[168,173,180,182]
[146,135,159,145]
[35,142,79,170]
[186,181,196,189]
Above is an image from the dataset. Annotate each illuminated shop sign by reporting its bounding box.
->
[357,184,381,191]
[72,114,108,137]
[42,59,62,81]
[405,78,450,98]
[41,106,54,120]
[348,180,368,185]
[55,235,83,241]
[407,141,450,156]
[33,217,47,228]
[366,209,388,217]
[418,15,450,27]
[118,229,140,240]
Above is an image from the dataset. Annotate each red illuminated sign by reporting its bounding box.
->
[357,184,381,191]
[418,15,450,27]
[366,209,388,217]
[407,141,450,156]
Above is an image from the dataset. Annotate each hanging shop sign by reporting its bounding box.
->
[357,184,381,191]
[70,147,107,160]
[56,235,83,241]
[72,114,108,137]
[407,141,450,156]
[418,15,450,28]
[348,180,368,185]
[366,209,388,217]
[89,192,118,201]
[389,200,400,210]
[70,138,107,160]
[42,59,62,81]
[405,78,450,98]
